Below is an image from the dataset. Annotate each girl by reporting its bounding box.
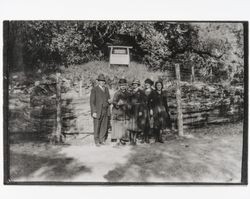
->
[127,79,147,145]
[153,81,172,143]
[111,78,130,146]
[143,78,156,143]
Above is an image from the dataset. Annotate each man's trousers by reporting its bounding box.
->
[93,111,108,144]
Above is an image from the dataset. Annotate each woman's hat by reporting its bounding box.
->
[132,79,140,85]
[97,74,106,81]
[144,78,154,86]
[118,78,127,85]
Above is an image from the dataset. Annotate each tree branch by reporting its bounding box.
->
[167,47,224,61]
[192,49,224,59]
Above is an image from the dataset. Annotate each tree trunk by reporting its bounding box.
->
[175,63,184,136]
[9,22,24,71]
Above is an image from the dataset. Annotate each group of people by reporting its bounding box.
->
[90,73,172,147]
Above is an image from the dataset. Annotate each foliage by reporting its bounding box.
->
[191,23,244,83]
[61,61,164,90]
[7,21,244,84]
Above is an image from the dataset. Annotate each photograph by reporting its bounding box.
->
[3,20,248,184]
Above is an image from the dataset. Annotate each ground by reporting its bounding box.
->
[9,122,243,183]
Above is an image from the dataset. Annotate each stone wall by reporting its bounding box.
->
[8,79,244,138]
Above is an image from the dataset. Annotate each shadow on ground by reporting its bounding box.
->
[8,123,243,183]
[9,145,91,181]
[104,123,243,183]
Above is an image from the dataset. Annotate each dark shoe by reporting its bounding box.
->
[158,139,164,143]
[99,142,106,145]
[123,138,130,142]
[120,139,126,145]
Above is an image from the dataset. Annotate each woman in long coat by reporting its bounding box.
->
[127,79,147,145]
[111,78,130,146]
[143,78,156,144]
[153,81,172,143]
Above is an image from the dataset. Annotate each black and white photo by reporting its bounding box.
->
[3,21,248,184]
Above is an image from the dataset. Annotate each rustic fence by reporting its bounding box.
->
[8,71,244,142]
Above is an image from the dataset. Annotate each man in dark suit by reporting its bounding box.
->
[90,74,111,146]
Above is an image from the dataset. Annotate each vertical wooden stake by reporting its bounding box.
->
[210,67,213,82]
[54,72,62,143]
[191,65,195,83]
[79,75,83,97]
[175,63,184,136]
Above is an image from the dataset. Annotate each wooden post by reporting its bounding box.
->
[175,63,184,136]
[191,65,195,83]
[51,72,63,143]
[79,75,83,97]
[210,67,213,82]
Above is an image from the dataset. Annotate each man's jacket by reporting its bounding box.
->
[90,85,111,119]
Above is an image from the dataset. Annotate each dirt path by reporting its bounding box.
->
[9,123,243,183]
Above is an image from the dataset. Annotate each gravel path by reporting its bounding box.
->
[9,123,243,183]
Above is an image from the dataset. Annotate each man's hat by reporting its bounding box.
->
[132,79,140,85]
[118,78,127,85]
[144,78,154,86]
[97,74,106,81]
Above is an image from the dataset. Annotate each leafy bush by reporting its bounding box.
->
[7,21,244,84]
[61,61,164,90]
